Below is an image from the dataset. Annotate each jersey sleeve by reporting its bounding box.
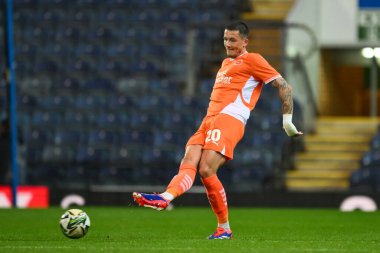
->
[248,53,282,84]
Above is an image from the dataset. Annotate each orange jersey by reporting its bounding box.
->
[207,52,281,124]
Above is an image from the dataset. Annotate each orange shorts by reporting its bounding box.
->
[186,113,245,160]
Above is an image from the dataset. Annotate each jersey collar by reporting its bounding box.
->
[229,51,248,61]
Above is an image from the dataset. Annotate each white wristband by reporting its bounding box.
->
[283,114,292,124]
[282,114,298,136]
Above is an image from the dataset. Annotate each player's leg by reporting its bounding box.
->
[198,149,232,239]
[163,144,201,199]
[200,114,245,239]
[132,145,201,210]
[133,118,208,210]
[133,143,203,209]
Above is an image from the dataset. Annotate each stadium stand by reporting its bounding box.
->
[10,0,302,191]
[350,128,380,192]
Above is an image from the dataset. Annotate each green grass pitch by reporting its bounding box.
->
[0,207,379,253]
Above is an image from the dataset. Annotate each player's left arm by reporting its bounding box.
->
[270,77,303,137]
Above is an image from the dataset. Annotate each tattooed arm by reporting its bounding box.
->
[271,77,294,114]
[270,77,303,137]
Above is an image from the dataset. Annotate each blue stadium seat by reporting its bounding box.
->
[53,129,84,146]
[59,77,82,91]
[41,9,64,24]
[42,145,74,163]
[16,43,38,57]
[370,133,380,150]
[62,25,83,41]
[126,60,161,75]
[106,43,139,58]
[25,129,53,146]
[74,43,102,57]
[73,95,107,110]
[107,94,135,109]
[151,26,184,42]
[26,148,43,164]
[161,10,190,22]
[140,94,172,109]
[34,57,61,74]
[350,167,380,192]
[18,95,38,108]
[153,129,184,147]
[39,95,72,110]
[75,146,110,163]
[100,10,126,25]
[70,10,97,26]
[110,147,132,163]
[30,111,63,127]
[87,129,121,146]
[86,25,115,42]
[360,150,380,168]
[161,111,187,129]
[63,111,86,127]
[128,111,159,129]
[120,129,155,146]
[65,58,95,76]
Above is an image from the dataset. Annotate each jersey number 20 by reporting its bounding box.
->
[206,129,221,144]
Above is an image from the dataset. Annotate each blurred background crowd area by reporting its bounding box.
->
[1,0,379,194]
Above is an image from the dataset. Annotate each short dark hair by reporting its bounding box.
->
[225,21,249,38]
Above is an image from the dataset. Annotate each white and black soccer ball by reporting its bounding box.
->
[59,209,90,239]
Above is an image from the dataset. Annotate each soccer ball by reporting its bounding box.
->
[59,209,90,239]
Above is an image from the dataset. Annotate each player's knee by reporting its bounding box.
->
[198,163,216,179]
[181,156,198,167]
[181,145,202,167]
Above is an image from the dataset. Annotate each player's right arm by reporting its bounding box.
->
[270,77,303,137]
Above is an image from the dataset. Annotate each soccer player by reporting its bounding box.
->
[133,21,303,239]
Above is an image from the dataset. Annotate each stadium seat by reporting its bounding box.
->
[350,167,380,192]
[40,95,72,110]
[107,94,136,109]
[370,133,380,150]
[30,111,63,128]
[120,129,155,148]
[25,128,53,147]
[73,95,107,110]
[87,129,120,146]
[361,150,380,168]
[58,77,82,92]
[42,145,74,163]
[63,111,86,127]
[18,94,38,108]
[75,146,110,163]
[53,129,83,146]
[153,129,185,147]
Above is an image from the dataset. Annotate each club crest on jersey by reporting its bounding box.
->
[216,70,232,85]
[234,60,242,65]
